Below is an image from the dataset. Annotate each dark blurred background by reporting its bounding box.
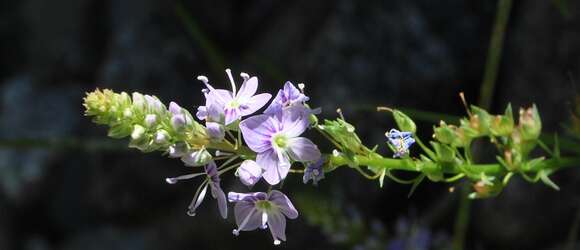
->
[1,0,580,249]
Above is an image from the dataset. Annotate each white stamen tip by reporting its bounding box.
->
[196,75,209,84]
[273,240,281,245]
[298,83,305,91]
[215,150,233,157]
[332,149,340,157]
[240,72,250,80]
[232,229,240,236]
[165,178,177,184]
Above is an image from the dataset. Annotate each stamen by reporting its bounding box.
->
[187,181,208,216]
[225,68,237,96]
[196,75,209,85]
[240,72,250,81]
[336,108,345,120]
[298,83,305,93]
[215,150,233,157]
[165,173,205,184]
[261,212,268,228]
[459,92,472,116]
[233,207,257,236]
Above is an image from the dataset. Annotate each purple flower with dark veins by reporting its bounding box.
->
[165,161,227,219]
[196,69,271,125]
[228,190,298,245]
[303,157,325,185]
[264,81,310,115]
[240,106,321,185]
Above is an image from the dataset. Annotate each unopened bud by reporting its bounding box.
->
[393,109,416,133]
[181,149,212,167]
[131,124,146,140]
[519,105,541,140]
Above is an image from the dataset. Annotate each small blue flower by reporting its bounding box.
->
[386,129,415,158]
[303,157,325,185]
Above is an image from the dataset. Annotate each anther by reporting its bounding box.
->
[196,75,209,84]
[240,72,250,81]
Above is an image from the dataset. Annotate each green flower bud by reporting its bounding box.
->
[107,123,132,139]
[469,178,503,199]
[518,105,541,140]
[433,121,465,147]
[83,89,132,125]
[131,124,146,140]
[459,118,479,139]
[154,129,170,145]
[469,105,492,136]
[490,104,514,137]
[502,147,522,171]
[181,148,212,167]
[319,118,365,154]
[132,92,145,111]
[430,142,456,163]
[145,114,157,128]
[393,109,416,133]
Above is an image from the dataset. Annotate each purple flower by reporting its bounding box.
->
[386,129,415,158]
[165,161,227,219]
[303,157,325,185]
[228,190,298,245]
[196,69,271,125]
[264,81,309,115]
[240,106,321,185]
[236,160,263,187]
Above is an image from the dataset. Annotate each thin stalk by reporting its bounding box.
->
[478,0,513,109]
[453,184,472,250]
[174,2,225,76]
[455,0,513,248]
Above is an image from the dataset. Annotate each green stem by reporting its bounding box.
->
[453,185,472,250]
[208,141,255,156]
[329,154,580,178]
[478,0,513,109]
[0,137,126,151]
[175,2,225,76]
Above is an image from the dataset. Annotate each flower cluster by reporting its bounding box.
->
[84,70,573,246]
[84,69,327,245]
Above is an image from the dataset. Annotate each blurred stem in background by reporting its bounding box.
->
[454,0,513,249]
[0,138,126,151]
[175,1,225,77]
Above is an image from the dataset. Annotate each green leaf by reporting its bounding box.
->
[407,174,425,198]
[539,171,560,191]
